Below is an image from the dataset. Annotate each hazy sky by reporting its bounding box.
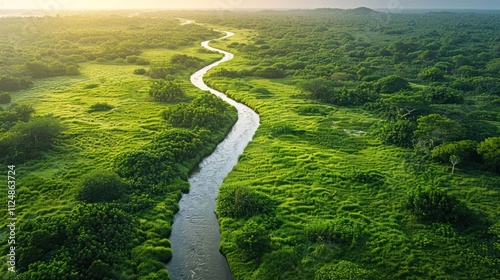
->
[1,0,499,10]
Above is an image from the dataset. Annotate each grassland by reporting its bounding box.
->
[0,42,226,278]
[205,26,500,279]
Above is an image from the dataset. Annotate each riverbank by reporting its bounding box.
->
[166,30,260,280]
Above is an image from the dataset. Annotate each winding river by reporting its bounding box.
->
[165,32,260,279]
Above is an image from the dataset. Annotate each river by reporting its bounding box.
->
[165,32,260,279]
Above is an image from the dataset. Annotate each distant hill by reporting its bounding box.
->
[349,7,379,14]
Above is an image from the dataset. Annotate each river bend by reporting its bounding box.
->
[165,32,260,279]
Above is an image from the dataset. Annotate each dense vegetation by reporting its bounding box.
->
[0,14,237,279]
[191,9,500,279]
[1,9,499,280]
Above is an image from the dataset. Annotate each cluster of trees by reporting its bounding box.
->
[17,204,139,280]
[208,66,285,79]
[0,105,64,163]
[149,80,185,103]
[161,93,237,131]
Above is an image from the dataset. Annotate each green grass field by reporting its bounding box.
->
[206,27,500,279]
[0,44,224,277]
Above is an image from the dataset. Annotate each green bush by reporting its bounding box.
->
[373,119,417,148]
[148,80,185,103]
[304,218,364,246]
[83,83,99,89]
[0,93,11,104]
[250,87,272,95]
[88,102,114,112]
[126,55,139,63]
[253,247,299,279]
[376,75,411,94]
[77,171,127,203]
[216,185,275,218]
[114,58,127,64]
[234,221,271,259]
[65,65,80,76]
[0,115,65,163]
[135,58,150,65]
[161,93,236,131]
[134,68,147,75]
[477,137,500,172]
[405,188,470,225]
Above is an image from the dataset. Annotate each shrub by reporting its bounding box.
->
[0,75,33,91]
[250,87,272,95]
[65,65,80,76]
[253,247,299,279]
[134,68,147,75]
[161,93,236,131]
[234,221,271,259]
[477,137,500,172]
[83,83,99,89]
[0,115,65,162]
[126,55,139,63]
[374,119,417,148]
[88,102,114,112]
[114,58,127,64]
[405,188,470,225]
[0,93,11,104]
[95,57,107,63]
[304,218,364,246]
[148,80,185,103]
[418,67,445,82]
[216,185,275,218]
[77,171,127,203]
[135,58,150,65]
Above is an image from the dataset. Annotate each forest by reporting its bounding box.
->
[1,8,499,280]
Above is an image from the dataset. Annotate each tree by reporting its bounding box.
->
[376,75,411,94]
[380,91,429,119]
[423,86,463,104]
[418,67,445,82]
[148,80,185,103]
[77,171,127,203]
[299,78,336,103]
[450,155,460,174]
[234,221,271,260]
[373,119,417,148]
[216,185,275,219]
[1,115,65,162]
[414,114,463,147]
[406,188,470,225]
[0,93,11,104]
[477,137,500,172]
[431,140,479,163]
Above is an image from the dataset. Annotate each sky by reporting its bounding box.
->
[1,0,499,11]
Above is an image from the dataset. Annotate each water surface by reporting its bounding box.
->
[166,32,260,280]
